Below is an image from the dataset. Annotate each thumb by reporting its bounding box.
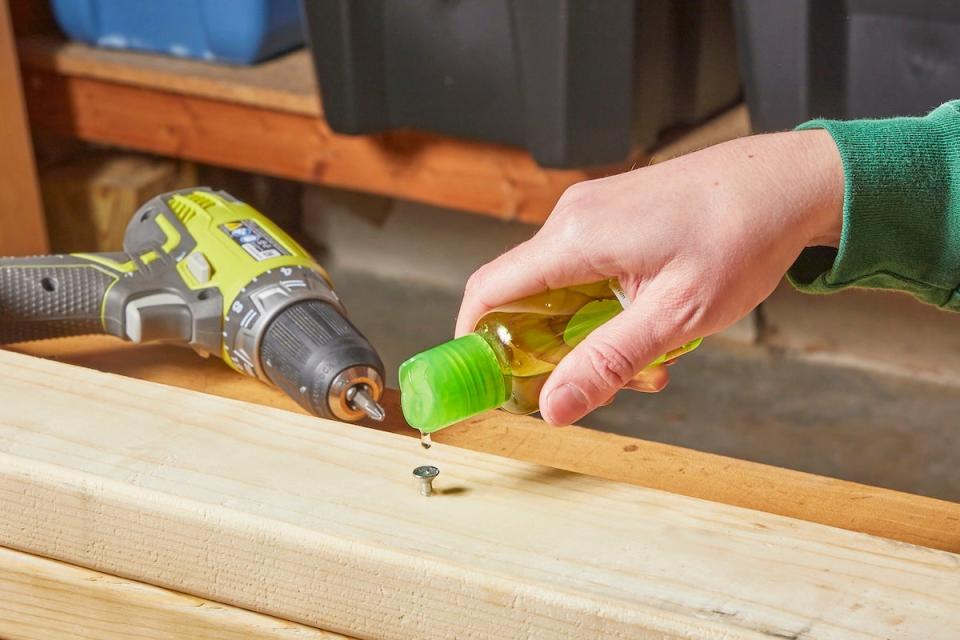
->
[539,300,684,425]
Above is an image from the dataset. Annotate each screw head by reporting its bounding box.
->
[413,465,439,479]
[413,465,440,496]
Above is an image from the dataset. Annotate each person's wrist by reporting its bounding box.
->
[797,129,844,248]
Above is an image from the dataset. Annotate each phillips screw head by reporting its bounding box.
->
[413,465,440,497]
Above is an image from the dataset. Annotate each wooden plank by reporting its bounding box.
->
[0,349,956,640]
[0,546,351,640]
[17,36,751,223]
[17,36,321,116]
[12,336,960,555]
[21,67,592,222]
[40,151,196,253]
[0,2,48,255]
[18,36,752,163]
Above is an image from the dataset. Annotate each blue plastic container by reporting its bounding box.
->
[51,0,305,64]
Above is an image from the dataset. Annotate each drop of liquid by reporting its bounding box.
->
[420,432,432,450]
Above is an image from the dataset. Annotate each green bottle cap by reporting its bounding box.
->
[399,333,508,433]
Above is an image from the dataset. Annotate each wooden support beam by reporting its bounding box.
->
[0,1,48,255]
[14,336,960,555]
[17,36,751,223]
[19,67,601,223]
[0,348,957,639]
[0,545,350,640]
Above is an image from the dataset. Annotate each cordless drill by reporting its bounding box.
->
[0,188,385,422]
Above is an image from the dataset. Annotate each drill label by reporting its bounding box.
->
[221,220,289,262]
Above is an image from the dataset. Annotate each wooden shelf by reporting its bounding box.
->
[18,36,750,223]
[18,36,322,115]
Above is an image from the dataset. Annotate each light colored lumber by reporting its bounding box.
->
[0,2,48,255]
[12,336,960,554]
[0,545,350,640]
[16,36,751,223]
[40,151,196,253]
[0,348,957,640]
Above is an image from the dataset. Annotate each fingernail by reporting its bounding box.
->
[629,366,669,393]
[544,383,589,425]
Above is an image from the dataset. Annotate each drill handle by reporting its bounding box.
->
[0,254,123,345]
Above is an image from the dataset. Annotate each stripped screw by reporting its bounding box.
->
[413,465,440,497]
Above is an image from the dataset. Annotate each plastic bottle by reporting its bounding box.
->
[399,279,701,433]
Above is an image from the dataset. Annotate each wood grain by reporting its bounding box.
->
[17,36,750,223]
[0,348,957,640]
[12,336,960,555]
[18,36,321,116]
[0,2,48,255]
[0,545,350,640]
[21,67,590,222]
[16,37,616,223]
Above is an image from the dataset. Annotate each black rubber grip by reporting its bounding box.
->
[260,300,383,419]
[0,261,113,344]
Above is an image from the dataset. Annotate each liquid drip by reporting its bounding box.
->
[420,432,432,449]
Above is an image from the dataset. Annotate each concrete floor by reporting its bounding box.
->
[329,266,960,503]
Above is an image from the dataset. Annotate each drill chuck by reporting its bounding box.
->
[260,300,385,421]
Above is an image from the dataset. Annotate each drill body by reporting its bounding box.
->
[0,188,384,421]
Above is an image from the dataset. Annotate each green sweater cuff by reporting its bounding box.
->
[787,102,960,310]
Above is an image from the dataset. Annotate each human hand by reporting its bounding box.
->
[456,130,843,425]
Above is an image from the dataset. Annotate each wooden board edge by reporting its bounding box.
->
[0,452,761,640]
[17,35,321,117]
[21,68,585,222]
[17,35,753,224]
[448,408,960,553]
[0,545,352,640]
[8,337,960,555]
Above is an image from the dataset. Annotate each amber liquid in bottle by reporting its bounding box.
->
[473,280,698,416]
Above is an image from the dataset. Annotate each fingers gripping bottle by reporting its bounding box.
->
[399,279,701,433]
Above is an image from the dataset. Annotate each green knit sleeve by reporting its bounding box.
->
[787,101,960,311]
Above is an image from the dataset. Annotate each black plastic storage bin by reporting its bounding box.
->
[303,0,740,168]
[734,0,960,132]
